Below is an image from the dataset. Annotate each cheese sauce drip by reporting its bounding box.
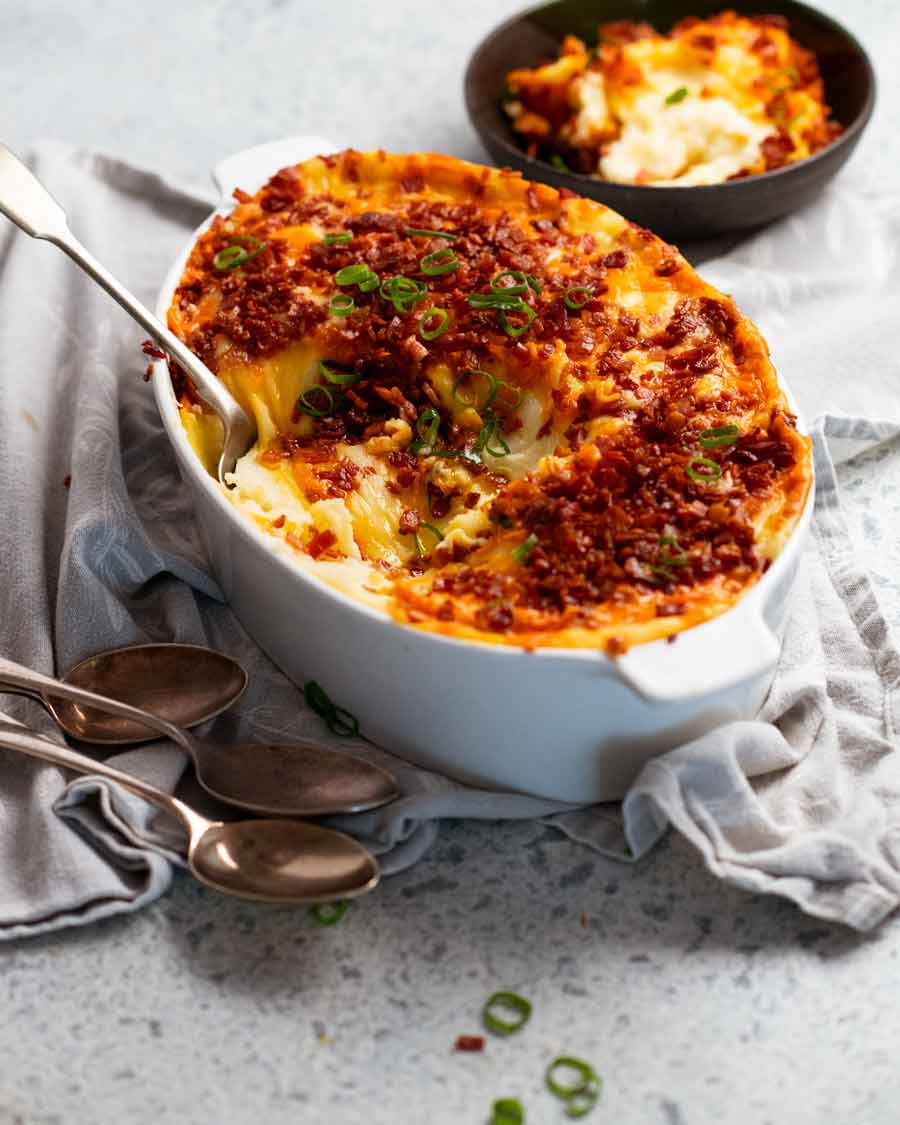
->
[168,149,811,651]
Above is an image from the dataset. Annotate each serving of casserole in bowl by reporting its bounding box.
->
[465,0,875,238]
[152,138,813,802]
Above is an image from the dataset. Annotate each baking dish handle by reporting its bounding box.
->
[212,135,341,205]
[613,607,780,703]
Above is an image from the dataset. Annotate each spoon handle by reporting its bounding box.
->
[0,654,196,757]
[0,143,255,478]
[0,717,195,833]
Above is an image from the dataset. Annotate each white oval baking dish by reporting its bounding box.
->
[151,138,812,803]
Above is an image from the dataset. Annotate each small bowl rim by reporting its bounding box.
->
[464,0,877,196]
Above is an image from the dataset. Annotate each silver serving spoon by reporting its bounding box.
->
[0,719,379,905]
[59,643,248,743]
[0,143,254,481]
[0,654,400,818]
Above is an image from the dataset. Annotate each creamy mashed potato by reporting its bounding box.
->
[505,11,841,186]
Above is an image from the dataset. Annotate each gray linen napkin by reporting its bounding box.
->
[1,141,899,938]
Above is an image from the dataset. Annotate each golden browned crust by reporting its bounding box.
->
[168,150,812,650]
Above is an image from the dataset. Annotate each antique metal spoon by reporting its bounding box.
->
[0,654,400,817]
[0,720,379,904]
[56,643,248,744]
[0,143,254,481]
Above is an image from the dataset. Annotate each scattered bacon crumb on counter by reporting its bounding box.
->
[167,149,811,652]
[503,11,842,186]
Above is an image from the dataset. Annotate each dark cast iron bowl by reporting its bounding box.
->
[464,0,875,240]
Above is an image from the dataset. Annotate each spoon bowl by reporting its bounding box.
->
[55,643,247,744]
[190,818,380,903]
[0,718,380,905]
[0,652,401,818]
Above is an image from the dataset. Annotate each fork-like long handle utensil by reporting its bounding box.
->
[0,143,254,480]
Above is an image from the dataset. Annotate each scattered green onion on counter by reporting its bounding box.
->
[302,680,360,738]
[491,1097,525,1124]
[310,900,350,926]
[546,1056,602,1118]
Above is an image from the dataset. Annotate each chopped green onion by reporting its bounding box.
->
[549,154,571,171]
[213,235,266,270]
[310,900,350,925]
[418,307,450,340]
[491,1098,524,1124]
[303,680,360,737]
[414,522,444,558]
[335,263,379,290]
[685,455,723,483]
[474,412,510,458]
[430,449,479,462]
[380,275,428,312]
[511,534,538,565]
[321,232,352,245]
[483,991,532,1035]
[666,86,689,105]
[563,286,593,310]
[490,270,528,295]
[546,1056,603,1115]
[297,385,336,418]
[452,369,499,411]
[650,534,689,577]
[699,424,740,448]
[318,360,359,386]
[525,274,542,295]
[468,291,528,310]
[420,248,458,276]
[498,303,536,338]
[404,227,458,241]
[329,294,356,317]
[410,407,441,455]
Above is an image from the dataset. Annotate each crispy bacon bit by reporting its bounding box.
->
[306,529,338,559]
[232,187,253,204]
[655,258,681,277]
[398,509,420,535]
[454,1036,485,1053]
[602,250,628,270]
[141,340,167,360]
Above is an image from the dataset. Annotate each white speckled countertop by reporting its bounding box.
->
[2,2,900,1122]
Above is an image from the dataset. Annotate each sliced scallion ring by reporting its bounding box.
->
[666,86,689,105]
[563,1079,601,1118]
[685,455,723,483]
[452,369,499,411]
[525,273,542,295]
[491,1098,524,1125]
[297,385,336,418]
[404,227,458,241]
[410,407,441,455]
[563,285,593,310]
[380,275,428,312]
[318,360,359,386]
[468,291,527,310]
[414,522,444,558]
[310,900,350,925]
[490,270,528,295]
[420,248,458,276]
[321,232,352,245]
[699,424,740,448]
[498,302,536,338]
[546,1057,598,1100]
[213,235,266,270]
[335,263,379,291]
[418,307,449,340]
[483,991,532,1035]
[511,533,538,564]
[303,680,360,737]
[329,293,356,317]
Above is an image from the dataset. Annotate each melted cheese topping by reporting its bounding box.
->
[505,12,842,186]
[168,149,811,651]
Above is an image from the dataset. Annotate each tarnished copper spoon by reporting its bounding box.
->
[0,653,400,817]
[0,719,379,905]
